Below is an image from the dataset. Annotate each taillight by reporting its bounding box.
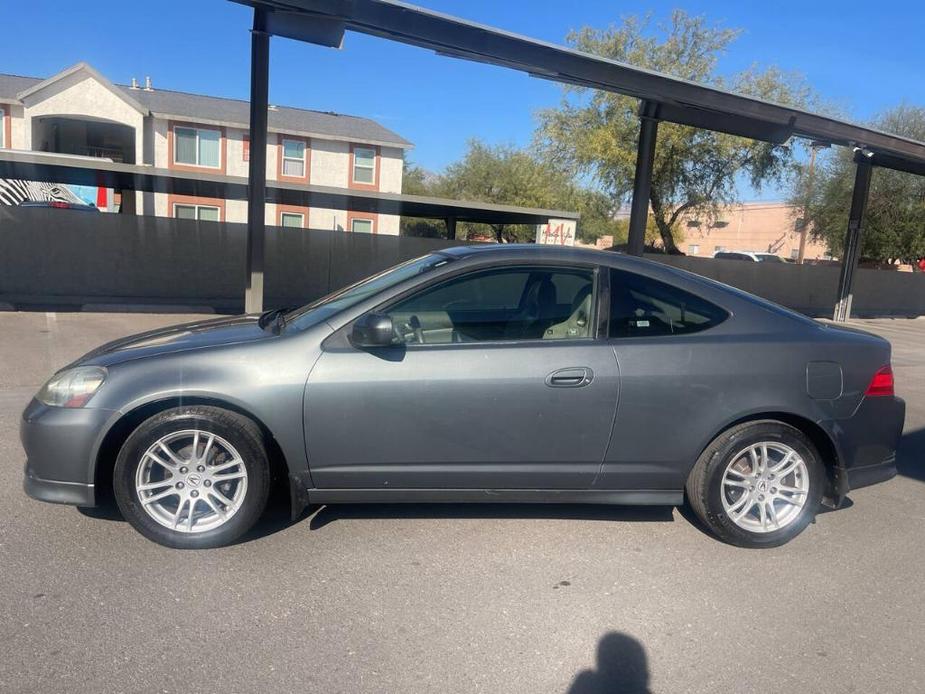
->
[49,201,69,209]
[865,365,894,397]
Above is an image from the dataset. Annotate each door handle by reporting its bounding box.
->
[545,367,594,388]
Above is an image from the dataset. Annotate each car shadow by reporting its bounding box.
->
[566,632,651,694]
[78,498,674,544]
[896,427,925,482]
[308,503,675,530]
[76,482,311,546]
[77,504,124,522]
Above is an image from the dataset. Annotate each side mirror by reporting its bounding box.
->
[351,312,400,348]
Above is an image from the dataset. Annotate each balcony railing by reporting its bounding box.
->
[78,146,125,163]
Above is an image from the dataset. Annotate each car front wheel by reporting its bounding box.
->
[113,406,270,549]
[686,421,824,548]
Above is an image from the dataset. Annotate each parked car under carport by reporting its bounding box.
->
[21,245,904,549]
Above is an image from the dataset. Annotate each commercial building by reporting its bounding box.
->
[0,62,411,233]
[677,201,830,261]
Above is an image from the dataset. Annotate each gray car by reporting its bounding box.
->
[21,245,905,549]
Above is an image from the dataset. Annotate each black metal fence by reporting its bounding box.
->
[1,206,924,317]
[0,207,468,312]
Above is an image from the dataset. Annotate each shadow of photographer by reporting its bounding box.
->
[567,632,651,694]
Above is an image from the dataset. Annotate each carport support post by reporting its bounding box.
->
[626,101,659,257]
[446,215,457,240]
[833,157,873,322]
[245,8,270,314]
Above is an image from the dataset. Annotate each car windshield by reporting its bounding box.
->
[283,253,453,332]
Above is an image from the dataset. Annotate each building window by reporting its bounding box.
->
[0,107,5,148]
[174,203,220,222]
[243,135,250,162]
[790,249,800,260]
[281,138,306,177]
[688,244,700,255]
[174,126,221,168]
[352,146,376,184]
[281,212,305,228]
[351,218,374,233]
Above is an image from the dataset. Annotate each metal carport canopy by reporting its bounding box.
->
[235,0,925,175]
[232,0,925,321]
[0,150,577,225]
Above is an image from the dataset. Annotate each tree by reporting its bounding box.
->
[401,158,434,196]
[434,140,621,243]
[794,105,925,266]
[400,157,446,237]
[537,11,816,253]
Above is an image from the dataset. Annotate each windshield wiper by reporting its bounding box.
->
[257,307,291,334]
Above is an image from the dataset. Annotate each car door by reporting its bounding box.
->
[304,262,619,490]
[593,266,731,492]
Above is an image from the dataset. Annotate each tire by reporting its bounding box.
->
[685,420,824,548]
[113,406,270,549]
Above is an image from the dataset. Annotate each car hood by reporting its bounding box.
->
[71,314,273,368]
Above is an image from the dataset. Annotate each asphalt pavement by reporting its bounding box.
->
[1,311,923,693]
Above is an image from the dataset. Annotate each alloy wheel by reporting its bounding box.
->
[720,441,809,533]
[134,429,248,534]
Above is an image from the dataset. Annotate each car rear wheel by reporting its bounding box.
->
[113,406,270,549]
[686,421,824,548]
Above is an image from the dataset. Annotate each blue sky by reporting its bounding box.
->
[4,0,923,200]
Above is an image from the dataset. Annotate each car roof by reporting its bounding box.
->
[438,243,621,263]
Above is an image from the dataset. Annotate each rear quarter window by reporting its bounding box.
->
[610,268,728,338]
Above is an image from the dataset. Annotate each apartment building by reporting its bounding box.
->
[0,62,412,233]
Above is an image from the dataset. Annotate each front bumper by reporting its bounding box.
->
[20,398,115,507]
[23,467,95,506]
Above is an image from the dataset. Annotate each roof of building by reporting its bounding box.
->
[0,67,412,149]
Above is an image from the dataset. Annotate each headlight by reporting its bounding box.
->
[36,366,107,408]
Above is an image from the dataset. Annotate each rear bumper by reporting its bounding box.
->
[831,395,905,496]
[844,455,897,491]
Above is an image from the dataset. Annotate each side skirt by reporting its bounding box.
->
[304,488,683,506]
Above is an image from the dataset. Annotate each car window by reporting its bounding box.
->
[387,266,595,344]
[716,252,751,261]
[609,268,727,338]
[284,254,452,331]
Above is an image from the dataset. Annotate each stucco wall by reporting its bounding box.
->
[379,146,403,194]
[21,70,145,166]
[6,104,26,149]
[310,138,348,187]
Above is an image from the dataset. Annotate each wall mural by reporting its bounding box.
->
[0,180,112,209]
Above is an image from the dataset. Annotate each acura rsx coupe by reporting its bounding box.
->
[22,245,904,549]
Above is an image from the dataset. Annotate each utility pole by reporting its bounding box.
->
[797,141,828,264]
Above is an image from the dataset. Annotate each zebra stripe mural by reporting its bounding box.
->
[0,179,86,206]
